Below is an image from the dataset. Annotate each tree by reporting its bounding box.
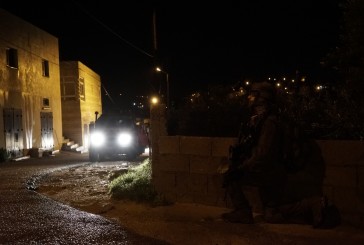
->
[323,0,364,102]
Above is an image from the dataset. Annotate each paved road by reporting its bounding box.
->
[0,152,167,244]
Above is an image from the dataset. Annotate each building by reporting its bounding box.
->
[60,61,102,151]
[0,9,62,157]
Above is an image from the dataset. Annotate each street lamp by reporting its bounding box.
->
[150,96,159,105]
[155,67,169,109]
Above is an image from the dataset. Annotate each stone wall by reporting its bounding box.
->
[150,104,364,227]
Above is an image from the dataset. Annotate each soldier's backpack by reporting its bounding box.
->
[280,118,311,173]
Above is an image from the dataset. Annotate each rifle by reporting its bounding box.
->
[222,132,254,188]
[222,113,267,189]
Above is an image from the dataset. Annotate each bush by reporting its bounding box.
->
[0,148,9,163]
[108,158,169,205]
[168,85,249,137]
[169,83,364,140]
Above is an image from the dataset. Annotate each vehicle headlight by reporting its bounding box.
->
[90,131,105,147]
[117,132,132,147]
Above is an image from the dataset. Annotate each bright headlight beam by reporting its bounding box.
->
[118,132,132,147]
[90,132,105,147]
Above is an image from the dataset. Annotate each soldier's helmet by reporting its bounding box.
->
[249,81,276,105]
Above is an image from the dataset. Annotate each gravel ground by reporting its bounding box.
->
[36,155,364,245]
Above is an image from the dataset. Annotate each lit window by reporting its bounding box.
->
[79,77,85,101]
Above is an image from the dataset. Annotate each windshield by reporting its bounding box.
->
[96,114,135,128]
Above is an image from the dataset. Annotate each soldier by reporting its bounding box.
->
[221,81,340,228]
[221,81,286,223]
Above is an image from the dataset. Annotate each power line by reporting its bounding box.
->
[101,84,116,105]
[73,1,154,59]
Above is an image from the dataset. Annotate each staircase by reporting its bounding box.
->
[61,138,88,153]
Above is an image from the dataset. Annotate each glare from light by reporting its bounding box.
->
[117,133,132,147]
[316,85,323,91]
[90,132,105,147]
[144,147,150,155]
[151,96,159,104]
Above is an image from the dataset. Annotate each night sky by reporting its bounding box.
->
[1,0,343,107]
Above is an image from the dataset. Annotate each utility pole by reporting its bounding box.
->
[153,8,158,53]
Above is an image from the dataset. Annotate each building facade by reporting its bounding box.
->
[60,61,102,150]
[0,9,62,157]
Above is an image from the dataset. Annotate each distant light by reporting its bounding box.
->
[276,82,281,87]
[316,85,323,91]
[151,96,159,105]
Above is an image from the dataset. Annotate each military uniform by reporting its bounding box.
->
[222,82,286,223]
[222,82,332,227]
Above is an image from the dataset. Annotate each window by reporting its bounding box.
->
[61,77,76,99]
[42,59,49,77]
[79,77,85,101]
[6,48,18,69]
[43,98,50,107]
[42,98,50,110]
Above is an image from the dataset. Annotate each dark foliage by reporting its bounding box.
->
[0,148,9,163]
[167,82,364,140]
[167,85,249,137]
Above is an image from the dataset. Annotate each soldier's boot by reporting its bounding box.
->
[265,196,324,225]
[264,207,286,224]
[307,196,324,228]
[221,208,254,224]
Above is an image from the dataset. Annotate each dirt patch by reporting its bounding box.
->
[36,163,261,244]
[36,163,364,245]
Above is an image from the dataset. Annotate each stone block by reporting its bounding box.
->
[332,187,358,212]
[180,136,211,156]
[175,193,194,203]
[324,166,356,187]
[153,172,176,193]
[188,173,208,193]
[211,137,237,157]
[175,172,189,193]
[159,154,189,172]
[190,156,224,174]
[340,213,364,228]
[159,136,180,154]
[317,140,364,166]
